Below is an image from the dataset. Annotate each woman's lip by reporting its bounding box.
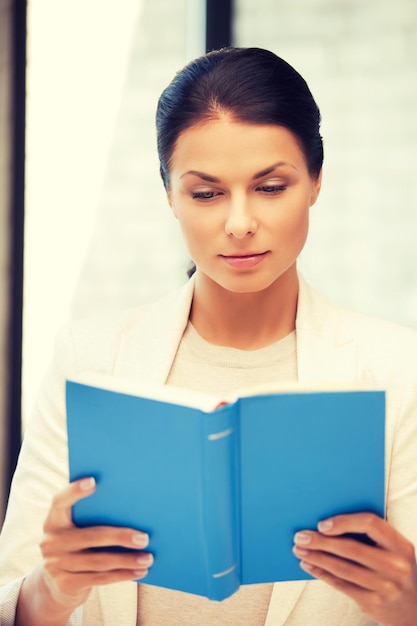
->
[220,251,269,269]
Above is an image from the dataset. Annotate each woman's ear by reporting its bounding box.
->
[309,169,322,207]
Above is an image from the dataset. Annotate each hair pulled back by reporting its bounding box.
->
[156,47,323,189]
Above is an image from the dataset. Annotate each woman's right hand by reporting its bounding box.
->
[16,477,153,625]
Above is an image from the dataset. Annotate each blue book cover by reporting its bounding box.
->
[66,378,385,601]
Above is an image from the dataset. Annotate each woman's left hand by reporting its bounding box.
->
[293,512,417,626]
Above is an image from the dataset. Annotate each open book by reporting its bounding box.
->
[66,374,385,601]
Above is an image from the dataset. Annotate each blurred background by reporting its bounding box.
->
[1,0,416,520]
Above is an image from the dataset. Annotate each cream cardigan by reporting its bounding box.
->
[1,275,417,625]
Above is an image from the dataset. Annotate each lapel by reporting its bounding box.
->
[296,275,358,384]
[113,277,195,384]
[106,274,359,626]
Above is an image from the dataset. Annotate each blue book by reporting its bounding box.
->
[66,377,385,601]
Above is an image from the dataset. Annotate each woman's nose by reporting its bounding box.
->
[224,198,257,239]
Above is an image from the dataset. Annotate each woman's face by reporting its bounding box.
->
[167,118,322,295]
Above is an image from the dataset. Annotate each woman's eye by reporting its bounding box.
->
[191,190,220,201]
[256,184,287,194]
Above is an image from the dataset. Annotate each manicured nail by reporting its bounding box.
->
[294,532,312,545]
[79,477,96,491]
[137,553,154,566]
[318,519,334,532]
[133,569,149,578]
[300,561,314,572]
[133,533,149,548]
[293,545,310,557]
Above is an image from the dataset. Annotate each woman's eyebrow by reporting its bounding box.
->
[180,161,297,183]
[180,170,220,182]
[253,161,297,179]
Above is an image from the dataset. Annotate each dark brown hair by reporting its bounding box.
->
[156,47,323,190]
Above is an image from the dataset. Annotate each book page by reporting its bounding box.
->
[69,372,381,414]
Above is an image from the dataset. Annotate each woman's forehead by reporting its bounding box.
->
[170,119,308,176]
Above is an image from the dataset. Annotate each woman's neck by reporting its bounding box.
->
[190,268,299,350]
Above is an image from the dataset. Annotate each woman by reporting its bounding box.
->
[1,47,417,626]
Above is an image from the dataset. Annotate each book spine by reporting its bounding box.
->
[202,403,240,601]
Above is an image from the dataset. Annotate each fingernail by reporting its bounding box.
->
[300,561,314,572]
[133,533,149,548]
[133,569,149,578]
[79,477,96,491]
[294,532,312,545]
[318,519,334,532]
[137,553,154,566]
[293,545,310,557]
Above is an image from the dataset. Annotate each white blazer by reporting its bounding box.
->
[1,275,417,626]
